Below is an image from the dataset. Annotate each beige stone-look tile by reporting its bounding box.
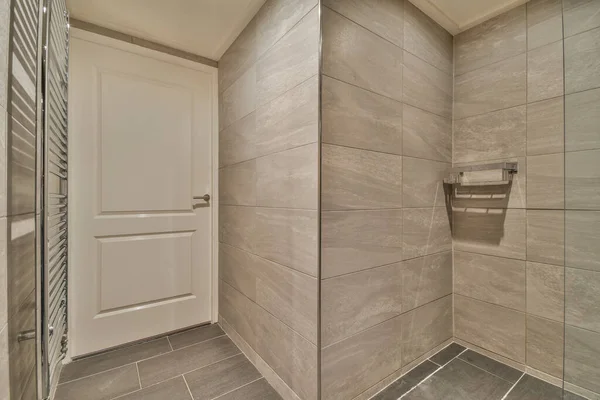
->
[402,157,448,208]
[321,316,403,400]
[402,51,452,118]
[527,261,565,322]
[7,213,34,318]
[564,324,600,394]
[454,251,526,311]
[321,209,403,279]
[402,252,452,311]
[527,0,564,50]
[528,41,564,103]
[566,87,600,152]
[255,75,318,158]
[0,218,5,327]
[116,376,192,400]
[256,143,318,209]
[219,17,257,94]
[402,207,451,260]
[220,66,256,131]
[527,315,564,379]
[219,160,257,206]
[401,295,452,365]
[455,6,526,76]
[527,153,565,209]
[0,111,6,217]
[453,105,526,163]
[453,208,527,260]
[219,280,257,349]
[0,0,7,110]
[256,8,318,107]
[219,112,257,168]
[566,210,600,271]
[55,365,140,400]
[565,267,600,332]
[321,144,403,210]
[565,26,600,94]
[322,7,403,102]
[404,0,453,74]
[563,0,600,38]
[566,149,600,210]
[527,97,565,155]
[219,205,256,253]
[454,295,526,363]
[324,0,404,49]
[255,0,318,58]
[527,210,565,266]
[454,54,527,120]
[321,263,403,347]
[0,325,8,400]
[403,104,451,162]
[322,76,403,155]
[168,324,225,351]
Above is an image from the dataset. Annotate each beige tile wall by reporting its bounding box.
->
[320,1,453,399]
[217,1,319,399]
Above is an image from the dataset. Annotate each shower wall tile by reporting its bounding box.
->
[218,17,257,94]
[527,0,563,50]
[565,324,600,394]
[563,0,600,38]
[454,295,526,363]
[454,54,527,119]
[565,268,600,333]
[564,26,600,94]
[0,218,5,328]
[321,209,403,279]
[219,113,257,168]
[566,149,600,210]
[527,261,565,322]
[527,210,565,266]
[402,104,451,162]
[220,205,256,253]
[219,66,256,131]
[454,251,526,311]
[402,51,452,118]
[527,97,564,155]
[527,153,565,209]
[0,110,5,217]
[321,144,403,210]
[404,0,453,74]
[402,157,448,208]
[323,0,405,49]
[526,315,564,378]
[321,263,403,347]
[322,76,403,155]
[565,87,600,152]
[401,207,451,260]
[454,6,526,76]
[0,324,7,400]
[453,105,526,163]
[322,7,404,102]
[401,252,452,311]
[565,211,600,272]
[219,160,257,206]
[0,0,7,110]
[527,41,564,103]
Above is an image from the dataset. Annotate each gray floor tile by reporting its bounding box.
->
[403,359,513,400]
[429,343,466,366]
[215,378,282,400]
[54,364,140,400]
[504,375,585,400]
[138,336,241,387]
[168,324,225,351]
[184,354,261,400]
[115,376,192,400]
[458,349,523,383]
[59,338,172,383]
[372,360,439,400]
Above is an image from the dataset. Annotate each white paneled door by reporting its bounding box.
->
[69,31,217,356]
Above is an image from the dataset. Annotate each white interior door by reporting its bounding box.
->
[68,30,218,356]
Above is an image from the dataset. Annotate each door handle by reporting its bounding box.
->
[193,194,211,202]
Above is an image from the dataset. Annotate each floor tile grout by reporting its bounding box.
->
[500,373,526,400]
[211,377,264,400]
[182,374,195,400]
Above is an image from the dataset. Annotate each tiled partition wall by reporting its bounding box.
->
[320,1,453,399]
[217,0,320,399]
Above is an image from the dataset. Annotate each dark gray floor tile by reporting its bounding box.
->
[215,379,282,400]
[116,376,192,400]
[138,336,241,387]
[504,375,585,400]
[168,324,225,351]
[403,359,513,400]
[372,360,439,400]
[458,349,523,383]
[185,353,261,400]
[59,338,171,383]
[429,343,466,366]
[54,364,140,400]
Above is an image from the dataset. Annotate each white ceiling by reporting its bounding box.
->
[411,0,530,34]
[66,0,267,61]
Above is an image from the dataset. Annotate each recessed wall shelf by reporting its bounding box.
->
[444,161,518,186]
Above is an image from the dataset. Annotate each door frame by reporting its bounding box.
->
[66,28,219,360]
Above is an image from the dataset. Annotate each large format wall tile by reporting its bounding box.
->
[321,263,403,347]
[566,87,600,152]
[527,97,564,155]
[219,281,257,349]
[322,7,404,102]
[455,295,526,363]
[402,252,452,311]
[527,261,565,322]
[321,209,403,278]
[322,76,403,155]
[565,26,600,94]
[0,325,8,400]
[0,0,7,110]
[566,211,600,272]
[527,210,565,266]
[455,6,526,75]
[527,0,563,50]
[527,153,565,209]
[321,316,403,400]
[527,41,564,103]
[453,106,526,163]
[454,54,527,120]
[402,157,448,208]
[0,218,5,327]
[454,251,526,311]
[219,17,257,94]
[527,315,564,378]
[566,268,600,333]
[219,160,257,206]
[565,324,600,394]
[566,149,600,210]
[403,104,451,162]
[402,207,451,260]
[219,113,257,167]
[220,206,256,253]
[322,144,403,210]
[563,0,600,38]
[220,66,256,131]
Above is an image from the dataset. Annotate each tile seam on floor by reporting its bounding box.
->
[500,373,526,400]
[210,377,264,400]
[109,375,182,400]
[180,352,245,383]
[182,375,195,400]
[166,336,174,351]
[398,365,443,399]
[57,362,139,386]
[456,356,521,385]
[135,363,142,391]
[167,333,227,353]
[431,347,469,368]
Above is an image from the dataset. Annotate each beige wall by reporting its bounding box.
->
[319,1,453,399]
[217,0,320,399]
[0,0,8,396]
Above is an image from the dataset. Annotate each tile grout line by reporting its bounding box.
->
[211,377,264,400]
[500,373,526,400]
[166,336,174,351]
[135,363,142,390]
[457,355,523,385]
[398,365,443,399]
[182,374,195,400]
